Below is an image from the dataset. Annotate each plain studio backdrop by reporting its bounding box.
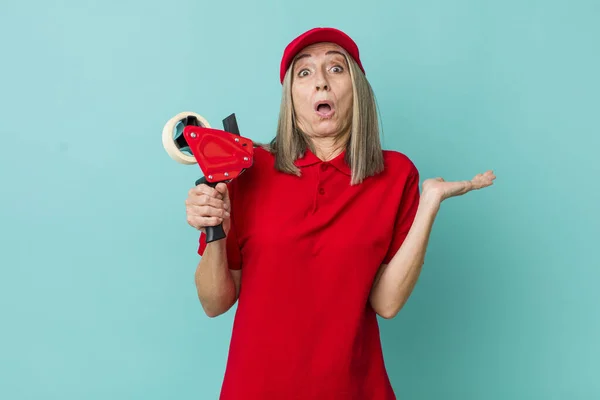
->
[1,0,598,399]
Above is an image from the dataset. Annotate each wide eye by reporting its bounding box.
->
[330,65,344,73]
[298,69,310,77]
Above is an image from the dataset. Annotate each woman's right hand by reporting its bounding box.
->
[185,182,231,234]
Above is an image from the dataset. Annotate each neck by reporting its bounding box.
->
[308,133,349,161]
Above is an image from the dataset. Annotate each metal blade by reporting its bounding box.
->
[222,113,240,136]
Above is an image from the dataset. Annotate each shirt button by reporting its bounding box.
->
[318,187,325,195]
[320,164,328,171]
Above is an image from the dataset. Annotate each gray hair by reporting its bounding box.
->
[262,50,384,185]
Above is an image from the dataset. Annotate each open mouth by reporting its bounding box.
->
[314,100,335,118]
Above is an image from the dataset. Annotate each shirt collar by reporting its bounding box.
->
[294,148,351,176]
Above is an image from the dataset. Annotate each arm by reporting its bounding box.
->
[369,195,439,319]
[195,240,241,318]
[187,182,242,318]
[369,170,496,319]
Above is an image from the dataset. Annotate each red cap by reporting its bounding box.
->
[280,27,365,84]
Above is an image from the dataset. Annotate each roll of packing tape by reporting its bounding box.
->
[162,111,211,165]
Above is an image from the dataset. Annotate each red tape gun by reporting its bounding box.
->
[162,111,254,243]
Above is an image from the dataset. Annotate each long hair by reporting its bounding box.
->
[264,50,385,185]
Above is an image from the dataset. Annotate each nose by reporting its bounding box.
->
[315,72,329,91]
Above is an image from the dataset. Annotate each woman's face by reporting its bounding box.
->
[291,42,353,141]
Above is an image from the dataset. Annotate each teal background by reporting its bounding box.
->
[1,0,598,398]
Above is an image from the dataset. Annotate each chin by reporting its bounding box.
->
[312,129,339,138]
[311,121,342,136]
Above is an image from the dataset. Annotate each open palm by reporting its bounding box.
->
[422,170,496,202]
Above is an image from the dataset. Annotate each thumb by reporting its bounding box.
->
[215,182,230,201]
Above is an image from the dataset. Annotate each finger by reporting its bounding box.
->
[483,170,496,179]
[187,205,230,219]
[472,177,493,190]
[189,184,224,200]
[202,216,224,227]
[188,215,224,229]
[214,182,229,198]
[185,195,225,209]
[186,193,227,209]
[204,185,225,200]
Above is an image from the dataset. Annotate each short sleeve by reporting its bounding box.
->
[197,181,243,270]
[382,164,420,264]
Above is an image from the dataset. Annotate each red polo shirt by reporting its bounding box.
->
[198,146,420,399]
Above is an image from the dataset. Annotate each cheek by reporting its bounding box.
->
[334,80,352,106]
[292,88,313,115]
[339,88,353,114]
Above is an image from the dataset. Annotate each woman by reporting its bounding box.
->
[185,27,495,400]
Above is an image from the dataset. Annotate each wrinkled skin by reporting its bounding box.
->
[291,42,353,159]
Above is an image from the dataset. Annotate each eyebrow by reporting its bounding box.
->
[294,50,346,63]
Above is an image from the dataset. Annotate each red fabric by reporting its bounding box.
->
[198,147,420,399]
[280,27,366,83]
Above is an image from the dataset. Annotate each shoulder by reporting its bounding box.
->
[228,145,275,189]
[382,150,419,178]
[244,145,276,175]
[253,145,276,163]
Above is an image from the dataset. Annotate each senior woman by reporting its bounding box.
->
[185,27,495,399]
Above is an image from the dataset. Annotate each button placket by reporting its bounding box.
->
[311,163,332,213]
[318,163,330,196]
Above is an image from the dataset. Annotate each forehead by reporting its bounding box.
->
[293,42,346,61]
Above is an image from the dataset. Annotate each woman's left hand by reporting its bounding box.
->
[421,170,496,205]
